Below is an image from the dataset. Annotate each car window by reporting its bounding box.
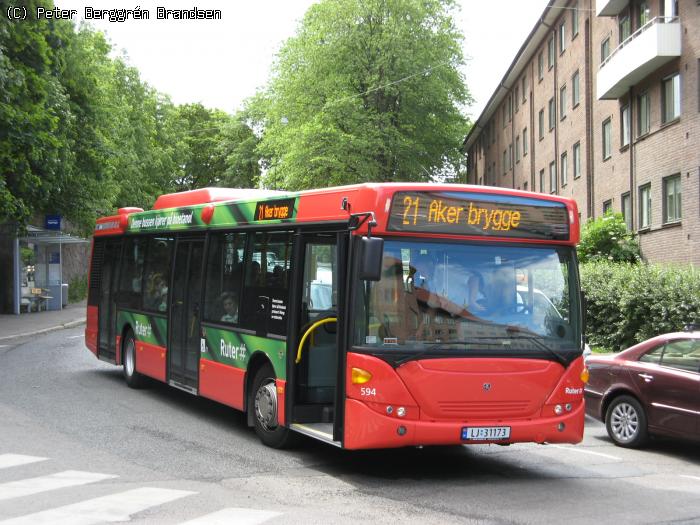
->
[660,339,700,373]
[638,344,664,364]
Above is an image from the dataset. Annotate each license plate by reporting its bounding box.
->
[461,426,511,441]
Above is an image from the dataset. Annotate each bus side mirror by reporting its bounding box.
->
[359,236,384,281]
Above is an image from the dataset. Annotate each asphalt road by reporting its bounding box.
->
[1,328,699,524]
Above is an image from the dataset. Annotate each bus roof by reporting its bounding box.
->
[94,183,579,245]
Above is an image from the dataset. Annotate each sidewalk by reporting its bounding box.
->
[0,300,87,341]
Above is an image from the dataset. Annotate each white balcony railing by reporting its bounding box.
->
[597,17,681,100]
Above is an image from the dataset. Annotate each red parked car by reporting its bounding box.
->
[584,326,700,448]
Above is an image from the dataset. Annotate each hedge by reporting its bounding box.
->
[579,261,700,351]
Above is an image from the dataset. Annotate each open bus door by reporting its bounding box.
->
[288,231,348,446]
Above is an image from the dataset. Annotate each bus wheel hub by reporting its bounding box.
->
[255,381,278,431]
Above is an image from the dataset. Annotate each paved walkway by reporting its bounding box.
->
[0,300,86,341]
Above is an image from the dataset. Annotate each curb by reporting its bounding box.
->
[0,318,86,342]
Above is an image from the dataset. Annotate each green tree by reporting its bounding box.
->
[218,109,261,188]
[577,212,641,263]
[254,0,471,190]
[169,103,229,191]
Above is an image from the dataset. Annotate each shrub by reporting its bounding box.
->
[68,275,88,303]
[577,212,640,264]
[580,261,700,351]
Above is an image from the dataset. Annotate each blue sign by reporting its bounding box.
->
[45,215,61,231]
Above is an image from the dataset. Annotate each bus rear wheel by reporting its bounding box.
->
[251,363,296,448]
[122,331,146,389]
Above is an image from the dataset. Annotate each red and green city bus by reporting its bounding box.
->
[86,183,588,449]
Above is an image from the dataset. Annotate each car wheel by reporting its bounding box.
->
[122,331,146,389]
[605,395,648,448]
[251,363,297,448]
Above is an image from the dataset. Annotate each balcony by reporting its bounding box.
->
[597,17,681,100]
[596,0,628,17]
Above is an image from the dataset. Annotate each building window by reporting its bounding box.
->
[572,70,580,107]
[515,86,519,112]
[561,151,568,187]
[508,95,513,122]
[572,1,579,36]
[602,118,612,160]
[621,192,632,229]
[515,135,521,163]
[621,104,630,147]
[559,23,567,54]
[662,73,680,123]
[639,183,651,229]
[503,149,507,174]
[538,51,544,80]
[549,161,557,194]
[662,0,678,18]
[573,141,581,179]
[638,91,650,135]
[603,200,613,214]
[560,85,567,120]
[548,98,555,130]
[619,14,631,43]
[502,104,507,128]
[638,1,650,27]
[538,109,544,140]
[508,144,513,170]
[663,174,682,223]
[523,127,528,156]
[522,76,527,102]
[524,181,528,192]
[539,169,545,193]
[601,38,610,63]
[548,36,555,69]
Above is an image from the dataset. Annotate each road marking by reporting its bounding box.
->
[549,445,621,460]
[0,470,117,501]
[67,335,83,339]
[0,345,8,348]
[0,454,48,470]
[0,487,196,525]
[680,475,700,481]
[180,508,282,525]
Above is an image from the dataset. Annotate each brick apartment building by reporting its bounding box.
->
[464,0,699,264]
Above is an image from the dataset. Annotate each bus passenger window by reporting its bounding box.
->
[203,232,246,325]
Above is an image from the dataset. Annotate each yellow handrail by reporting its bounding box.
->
[295,317,337,364]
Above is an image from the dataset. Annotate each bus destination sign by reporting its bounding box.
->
[254,198,296,222]
[387,191,570,240]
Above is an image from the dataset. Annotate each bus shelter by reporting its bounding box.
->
[11,225,89,315]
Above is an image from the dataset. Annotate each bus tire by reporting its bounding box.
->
[122,331,146,389]
[251,363,296,448]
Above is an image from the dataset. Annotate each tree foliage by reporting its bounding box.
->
[0,1,260,231]
[253,0,471,190]
[577,212,641,264]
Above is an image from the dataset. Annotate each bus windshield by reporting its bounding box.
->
[353,240,581,358]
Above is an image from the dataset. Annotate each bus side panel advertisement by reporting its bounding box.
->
[125,197,299,234]
[117,311,168,381]
[201,326,287,381]
[388,191,570,240]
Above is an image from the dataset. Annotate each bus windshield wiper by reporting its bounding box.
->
[504,325,568,366]
[393,338,506,366]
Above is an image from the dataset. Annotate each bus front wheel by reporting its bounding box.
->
[122,331,146,389]
[251,363,296,448]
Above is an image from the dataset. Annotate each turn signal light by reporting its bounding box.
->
[580,368,590,384]
[351,367,372,384]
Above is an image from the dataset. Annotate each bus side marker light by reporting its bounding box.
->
[351,368,372,384]
[201,204,214,224]
[580,368,590,384]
